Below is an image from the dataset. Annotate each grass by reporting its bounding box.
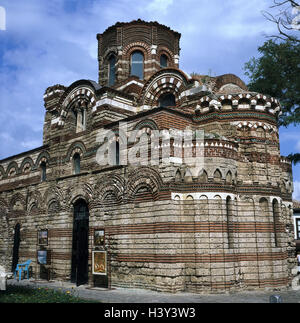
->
[0,285,98,303]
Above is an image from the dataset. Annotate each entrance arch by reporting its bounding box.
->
[71,199,89,286]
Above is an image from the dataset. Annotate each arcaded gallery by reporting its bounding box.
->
[0,20,296,293]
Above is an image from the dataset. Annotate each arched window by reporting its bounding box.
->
[48,200,60,214]
[221,99,232,111]
[158,93,176,107]
[109,141,120,166]
[199,170,208,183]
[226,196,234,248]
[73,107,85,133]
[256,99,265,107]
[160,54,168,68]
[213,169,222,183]
[40,162,47,182]
[259,198,269,214]
[184,168,193,183]
[108,54,116,86]
[238,98,250,109]
[225,171,232,184]
[116,141,120,166]
[175,169,181,182]
[134,185,153,203]
[272,199,280,247]
[131,51,144,79]
[73,153,81,175]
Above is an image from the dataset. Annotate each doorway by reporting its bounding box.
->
[71,199,89,286]
[11,223,20,273]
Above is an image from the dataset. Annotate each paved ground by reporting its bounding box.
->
[6,278,300,303]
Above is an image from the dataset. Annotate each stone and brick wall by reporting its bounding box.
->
[0,20,296,293]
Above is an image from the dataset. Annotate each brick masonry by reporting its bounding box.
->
[0,20,296,294]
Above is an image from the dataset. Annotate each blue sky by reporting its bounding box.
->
[0,0,299,199]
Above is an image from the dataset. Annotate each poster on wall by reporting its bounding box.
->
[92,250,107,275]
[38,230,48,245]
[94,229,105,247]
[37,250,48,265]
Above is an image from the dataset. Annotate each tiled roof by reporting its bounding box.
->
[101,19,181,37]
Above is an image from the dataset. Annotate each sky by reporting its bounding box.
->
[0,0,299,199]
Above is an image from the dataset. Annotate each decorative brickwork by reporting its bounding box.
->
[0,20,296,293]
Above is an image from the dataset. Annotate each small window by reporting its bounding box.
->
[72,109,77,127]
[131,51,144,80]
[116,141,120,166]
[40,162,47,182]
[108,55,116,86]
[272,199,280,247]
[158,93,176,107]
[109,141,120,166]
[175,169,181,182]
[73,107,85,133]
[73,153,81,175]
[160,54,168,68]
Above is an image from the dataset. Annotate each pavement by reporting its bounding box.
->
[6,278,300,303]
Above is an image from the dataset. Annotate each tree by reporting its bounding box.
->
[245,39,300,126]
[262,0,300,43]
[244,1,300,165]
[244,39,300,165]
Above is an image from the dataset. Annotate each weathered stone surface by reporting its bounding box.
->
[0,265,7,291]
[0,20,295,294]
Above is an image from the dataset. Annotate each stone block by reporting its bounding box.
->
[0,266,6,291]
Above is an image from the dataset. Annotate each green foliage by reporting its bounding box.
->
[0,285,98,303]
[244,39,300,127]
[288,153,300,165]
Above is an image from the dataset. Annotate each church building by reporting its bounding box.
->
[0,20,296,293]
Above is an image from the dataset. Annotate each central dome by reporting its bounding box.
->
[96,19,181,87]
